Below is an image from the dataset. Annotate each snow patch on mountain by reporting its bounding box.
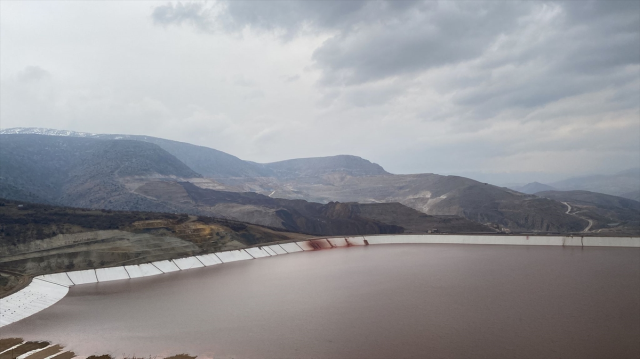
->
[0,127,98,137]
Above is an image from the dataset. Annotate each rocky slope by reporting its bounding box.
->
[0,134,201,212]
[225,173,588,232]
[0,199,311,295]
[135,181,493,235]
[0,129,619,233]
[535,190,640,234]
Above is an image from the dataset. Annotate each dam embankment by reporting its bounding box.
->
[1,234,638,328]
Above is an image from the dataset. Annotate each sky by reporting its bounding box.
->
[1,1,639,185]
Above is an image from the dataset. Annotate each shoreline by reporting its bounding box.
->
[2,234,639,327]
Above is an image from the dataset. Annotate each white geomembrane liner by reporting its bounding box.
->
[66,269,98,285]
[245,247,271,258]
[563,237,583,246]
[584,237,640,247]
[296,241,316,251]
[327,238,349,247]
[4,234,637,328]
[124,264,163,278]
[215,250,253,263]
[267,244,288,255]
[196,254,222,266]
[311,239,333,249]
[95,267,130,282]
[151,260,181,273]
[263,246,278,256]
[279,242,303,253]
[374,235,564,246]
[344,237,367,246]
[0,279,68,327]
[173,257,205,270]
[36,273,74,286]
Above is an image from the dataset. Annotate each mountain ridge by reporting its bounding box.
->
[1,128,635,234]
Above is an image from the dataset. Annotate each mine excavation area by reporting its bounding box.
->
[0,200,309,297]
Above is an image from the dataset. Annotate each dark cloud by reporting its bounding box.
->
[220,0,368,35]
[312,2,531,85]
[151,1,639,113]
[446,2,640,117]
[152,2,211,30]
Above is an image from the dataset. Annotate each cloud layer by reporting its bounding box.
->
[2,1,638,184]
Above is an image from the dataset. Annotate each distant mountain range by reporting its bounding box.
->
[1,127,637,234]
[510,169,640,201]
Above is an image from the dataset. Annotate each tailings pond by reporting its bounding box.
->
[2,244,639,358]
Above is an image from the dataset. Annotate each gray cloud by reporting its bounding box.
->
[312,2,530,86]
[1,1,637,186]
[152,2,212,30]
[17,66,51,82]
[154,1,639,113]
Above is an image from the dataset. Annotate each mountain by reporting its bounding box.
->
[135,181,493,235]
[549,169,640,201]
[0,134,201,212]
[0,128,610,233]
[258,155,388,178]
[225,173,588,233]
[510,182,556,194]
[535,190,640,235]
[0,134,489,235]
[0,127,270,178]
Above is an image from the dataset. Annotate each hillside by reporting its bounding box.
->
[535,190,640,234]
[0,199,309,296]
[0,128,270,178]
[510,182,556,194]
[136,181,493,235]
[225,173,588,233]
[259,155,388,178]
[0,134,201,212]
[549,169,640,200]
[0,129,622,233]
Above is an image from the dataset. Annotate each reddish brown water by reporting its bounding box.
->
[2,245,639,359]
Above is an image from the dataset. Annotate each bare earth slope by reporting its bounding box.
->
[135,181,493,235]
[0,129,611,233]
[0,199,310,295]
[226,174,587,232]
[536,190,640,235]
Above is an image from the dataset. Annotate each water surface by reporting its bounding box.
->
[3,245,639,358]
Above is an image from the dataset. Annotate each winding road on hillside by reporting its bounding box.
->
[562,202,593,232]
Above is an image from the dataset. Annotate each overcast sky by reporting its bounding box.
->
[1,1,638,184]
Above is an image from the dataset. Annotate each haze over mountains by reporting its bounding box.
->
[510,169,640,201]
[1,128,638,235]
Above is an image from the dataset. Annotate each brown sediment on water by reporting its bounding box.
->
[0,338,23,352]
[86,355,112,359]
[24,345,63,359]
[0,341,48,359]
